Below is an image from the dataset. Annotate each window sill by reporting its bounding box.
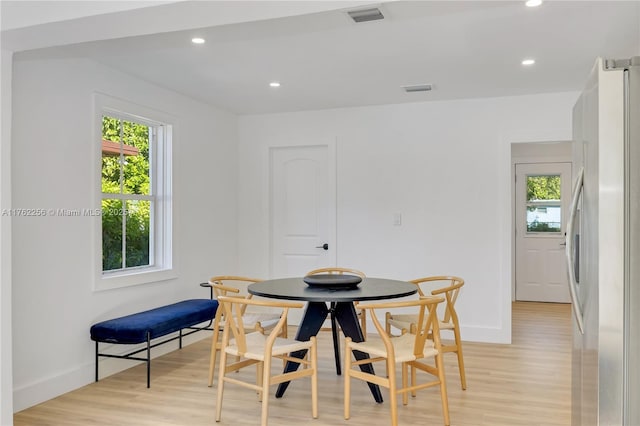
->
[94,267,177,292]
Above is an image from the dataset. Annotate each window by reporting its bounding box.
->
[526,174,561,233]
[95,95,173,290]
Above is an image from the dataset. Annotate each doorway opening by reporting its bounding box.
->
[511,141,573,304]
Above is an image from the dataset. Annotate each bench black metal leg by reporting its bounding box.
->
[95,341,99,382]
[179,329,183,349]
[146,332,151,388]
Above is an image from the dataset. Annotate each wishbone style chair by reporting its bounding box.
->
[344,296,450,426]
[385,276,466,390]
[204,276,285,387]
[305,267,366,374]
[215,296,318,426]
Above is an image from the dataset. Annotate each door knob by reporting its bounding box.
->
[315,243,329,250]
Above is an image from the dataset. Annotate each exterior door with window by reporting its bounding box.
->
[270,144,336,278]
[515,162,571,302]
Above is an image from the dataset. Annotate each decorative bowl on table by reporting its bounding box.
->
[303,274,362,290]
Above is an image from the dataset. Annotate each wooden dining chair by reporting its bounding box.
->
[205,276,286,386]
[385,276,466,390]
[215,295,318,426]
[344,296,450,426]
[305,267,366,374]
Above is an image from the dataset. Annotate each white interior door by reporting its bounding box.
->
[515,162,572,302]
[270,144,336,278]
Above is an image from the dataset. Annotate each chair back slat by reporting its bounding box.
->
[358,297,445,358]
[220,296,248,353]
[217,295,303,355]
[208,276,263,315]
[413,296,443,356]
[411,276,464,324]
[367,303,396,359]
[442,286,460,323]
[263,307,291,349]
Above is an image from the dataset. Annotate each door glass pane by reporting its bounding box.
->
[526,175,561,232]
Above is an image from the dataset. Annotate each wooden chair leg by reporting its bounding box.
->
[260,358,271,426]
[388,360,398,426]
[344,338,352,420]
[208,341,218,386]
[215,347,227,422]
[208,317,221,387]
[310,337,318,419]
[404,363,412,405]
[435,353,450,426]
[257,363,263,400]
[454,327,467,390]
[411,364,417,397]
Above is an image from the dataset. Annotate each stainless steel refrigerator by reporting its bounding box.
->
[568,57,639,425]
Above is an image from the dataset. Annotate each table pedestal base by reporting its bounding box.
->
[275,301,383,403]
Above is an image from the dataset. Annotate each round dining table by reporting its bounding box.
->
[248,277,417,403]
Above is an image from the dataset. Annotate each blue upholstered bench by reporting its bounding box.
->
[90,298,218,387]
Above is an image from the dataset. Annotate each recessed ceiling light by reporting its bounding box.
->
[269,82,281,88]
[525,0,542,7]
[191,37,205,44]
[522,59,536,66]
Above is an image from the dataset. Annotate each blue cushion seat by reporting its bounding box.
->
[90,299,218,344]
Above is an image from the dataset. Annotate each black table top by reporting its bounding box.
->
[248,277,417,303]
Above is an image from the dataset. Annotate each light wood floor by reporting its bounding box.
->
[14,302,571,426]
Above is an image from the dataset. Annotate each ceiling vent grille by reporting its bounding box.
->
[402,84,433,93]
[348,8,384,23]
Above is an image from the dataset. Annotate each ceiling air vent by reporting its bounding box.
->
[402,84,433,93]
[348,8,384,23]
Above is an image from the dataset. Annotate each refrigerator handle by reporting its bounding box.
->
[566,167,585,334]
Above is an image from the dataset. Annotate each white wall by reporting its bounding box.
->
[237,92,578,344]
[1,48,14,426]
[11,56,238,411]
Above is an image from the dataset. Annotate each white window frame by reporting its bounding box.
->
[93,93,175,291]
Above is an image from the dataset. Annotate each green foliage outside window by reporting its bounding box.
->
[527,175,560,203]
[526,175,562,233]
[527,220,560,232]
[102,116,151,271]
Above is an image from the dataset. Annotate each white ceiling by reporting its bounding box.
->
[0,1,180,31]
[5,1,640,115]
